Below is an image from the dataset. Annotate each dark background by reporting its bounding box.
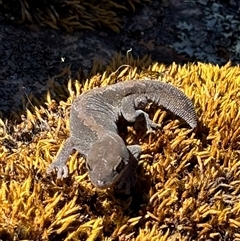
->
[0,0,239,116]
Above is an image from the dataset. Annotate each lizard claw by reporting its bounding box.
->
[47,163,69,179]
[146,119,162,132]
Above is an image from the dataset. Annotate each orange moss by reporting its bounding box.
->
[0,60,239,240]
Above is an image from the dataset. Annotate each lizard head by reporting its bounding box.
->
[86,133,129,190]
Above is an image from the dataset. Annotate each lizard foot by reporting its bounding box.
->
[145,119,162,133]
[133,111,161,133]
[47,162,69,179]
[116,173,137,195]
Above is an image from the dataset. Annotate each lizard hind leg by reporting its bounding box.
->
[121,96,161,132]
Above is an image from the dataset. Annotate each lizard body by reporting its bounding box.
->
[47,80,197,193]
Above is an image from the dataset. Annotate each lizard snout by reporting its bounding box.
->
[94,179,115,190]
[90,173,120,189]
[97,180,107,189]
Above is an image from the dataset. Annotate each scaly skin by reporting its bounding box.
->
[47,80,197,194]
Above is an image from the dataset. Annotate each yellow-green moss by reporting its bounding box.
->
[0,60,240,240]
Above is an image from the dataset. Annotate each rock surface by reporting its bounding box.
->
[0,0,239,116]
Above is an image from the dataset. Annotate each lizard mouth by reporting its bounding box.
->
[90,173,122,190]
[91,179,118,190]
[95,180,112,189]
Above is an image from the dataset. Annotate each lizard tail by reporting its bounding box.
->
[144,81,198,128]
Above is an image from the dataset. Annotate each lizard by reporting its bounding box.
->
[47,80,197,193]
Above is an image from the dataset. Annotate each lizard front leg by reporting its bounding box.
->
[117,144,141,194]
[47,137,77,178]
[121,96,161,132]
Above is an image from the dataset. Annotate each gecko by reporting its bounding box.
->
[47,80,197,193]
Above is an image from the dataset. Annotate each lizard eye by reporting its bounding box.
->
[114,160,125,173]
